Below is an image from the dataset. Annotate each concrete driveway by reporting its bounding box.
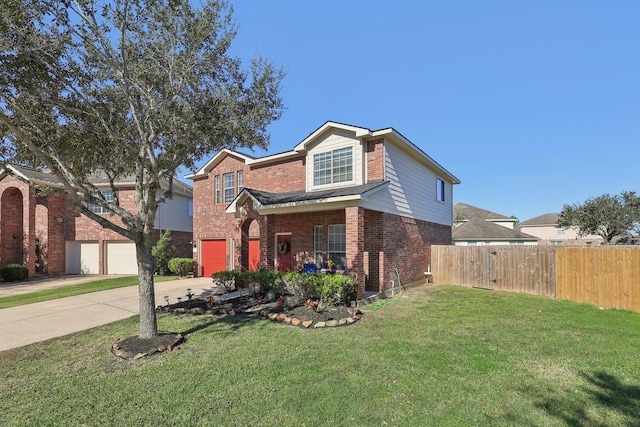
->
[0,275,215,352]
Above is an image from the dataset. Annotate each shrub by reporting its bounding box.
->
[0,263,28,282]
[167,257,196,277]
[320,274,357,305]
[282,271,356,305]
[211,270,239,292]
[152,229,176,275]
[237,270,284,294]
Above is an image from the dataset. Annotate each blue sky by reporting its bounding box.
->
[188,1,640,222]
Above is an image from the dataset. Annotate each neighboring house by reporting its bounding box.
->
[452,217,538,246]
[517,213,603,246]
[188,121,460,298]
[452,203,538,246]
[454,202,518,229]
[0,164,193,277]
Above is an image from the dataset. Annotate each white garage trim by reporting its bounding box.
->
[65,241,99,275]
[105,241,138,275]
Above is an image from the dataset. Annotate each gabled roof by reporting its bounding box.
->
[452,217,538,241]
[1,164,192,197]
[226,180,390,216]
[518,213,559,227]
[186,149,256,179]
[1,164,64,188]
[187,121,460,184]
[454,202,516,222]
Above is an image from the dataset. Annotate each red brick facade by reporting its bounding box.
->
[0,174,191,277]
[191,126,455,299]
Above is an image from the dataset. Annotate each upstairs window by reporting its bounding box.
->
[214,175,221,204]
[223,172,235,203]
[436,177,445,202]
[237,170,244,193]
[313,147,353,186]
[87,189,114,214]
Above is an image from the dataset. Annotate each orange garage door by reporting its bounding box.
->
[201,239,226,277]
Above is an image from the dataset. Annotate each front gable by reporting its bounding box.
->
[303,128,365,192]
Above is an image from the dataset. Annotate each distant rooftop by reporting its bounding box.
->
[518,213,560,227]
[453,217,538,241]
[453,202,516,222]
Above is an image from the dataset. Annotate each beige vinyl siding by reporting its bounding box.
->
[154,194,193,232]
[361,141,452,226]
[305,130,363,192]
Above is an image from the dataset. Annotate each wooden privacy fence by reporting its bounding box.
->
[431,245,640,313]
[556,246,640,312]
[431,246,557,297]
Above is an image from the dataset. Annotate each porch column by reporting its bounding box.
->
[262,214,276,270]
[345,206,365,299]
[47,194,66,274]
[25,186,37,277]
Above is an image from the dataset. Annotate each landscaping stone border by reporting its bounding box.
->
[256,308,361,329]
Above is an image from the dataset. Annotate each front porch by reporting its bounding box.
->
[234,206,377,300]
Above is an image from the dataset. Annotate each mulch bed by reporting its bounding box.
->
[112,332,183,361]
[113,291,362,361]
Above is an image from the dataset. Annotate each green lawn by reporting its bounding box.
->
[1,284,639,426]
[0,275,179,309]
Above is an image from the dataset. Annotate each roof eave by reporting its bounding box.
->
[293,121,372,151]
[257,195,362,215]
[373,128,461,185]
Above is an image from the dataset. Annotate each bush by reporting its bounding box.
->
[282,271,356,305]
[237,270,284,294]
[167,257,196,277]
[0,263,28,282]
[211,270,239,292]
[152,229,176,275]
[320,274,357,305]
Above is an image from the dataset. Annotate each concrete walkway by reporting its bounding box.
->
[0,275,215,352]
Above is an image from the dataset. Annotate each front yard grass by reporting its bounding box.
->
[1,284,639,426]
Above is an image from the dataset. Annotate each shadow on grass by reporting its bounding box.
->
[530,371,640,426]
[179,312,267,339]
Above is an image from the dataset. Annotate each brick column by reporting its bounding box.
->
[47,194,66,274]
[262,214,276,270]
[345,206,365,299]
[25,186,37,277]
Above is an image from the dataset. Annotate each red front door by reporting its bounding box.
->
[277,235,292,272]
[248,238,261,270]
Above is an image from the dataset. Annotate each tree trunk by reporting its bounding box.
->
[137,237,158,339]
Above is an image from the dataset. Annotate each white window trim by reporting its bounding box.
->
[309,144,357,190]
[87,189,115,214]
[436,177,445,203]
[223,172,235,203]
[327,224,346,270]
[214,175,221,204]
[314,225,323,266]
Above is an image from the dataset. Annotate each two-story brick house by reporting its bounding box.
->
[188,122,460,298]
[0,164,193,277]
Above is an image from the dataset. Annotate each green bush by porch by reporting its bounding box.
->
[211,270,357,305]
[0,264,28,282]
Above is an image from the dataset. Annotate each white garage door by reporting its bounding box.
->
[66,241,99,275]
[105,241,138,275]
